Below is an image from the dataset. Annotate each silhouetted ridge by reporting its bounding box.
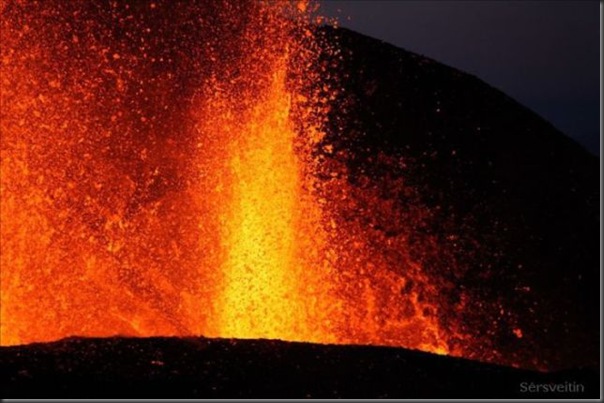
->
[0,337,598,398]
[316,25,599,371]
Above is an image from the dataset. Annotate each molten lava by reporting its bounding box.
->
[200,53,336,343]
[1,0,516,365]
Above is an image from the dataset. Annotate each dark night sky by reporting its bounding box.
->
[319,0,601,156]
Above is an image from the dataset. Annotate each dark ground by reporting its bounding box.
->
[0,336,599,398]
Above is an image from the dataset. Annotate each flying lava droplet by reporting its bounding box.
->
[1,0,532,369]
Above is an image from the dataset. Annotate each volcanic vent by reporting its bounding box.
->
[1,0,598,373]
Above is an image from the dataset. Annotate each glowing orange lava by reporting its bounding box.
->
[2,0,457,359]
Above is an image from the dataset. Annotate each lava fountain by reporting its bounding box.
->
[2,0,463,360]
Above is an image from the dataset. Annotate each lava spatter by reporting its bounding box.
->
[3,0,474,363]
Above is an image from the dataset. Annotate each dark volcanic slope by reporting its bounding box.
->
[317,26,599,371]
[0,337,599,398]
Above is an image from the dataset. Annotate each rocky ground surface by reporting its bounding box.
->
[0,336,599,398]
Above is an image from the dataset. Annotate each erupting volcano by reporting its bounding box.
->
[0,0,599,383]
[1,0,451,355]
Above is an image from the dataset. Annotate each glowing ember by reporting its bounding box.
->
[2,0,503,364]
